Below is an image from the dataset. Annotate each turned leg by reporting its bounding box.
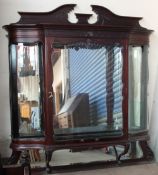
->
[139,140,154,160]
[7,150,21,165]
[45,150,53,174]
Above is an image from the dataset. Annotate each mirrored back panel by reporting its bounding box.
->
[52,43,124,142]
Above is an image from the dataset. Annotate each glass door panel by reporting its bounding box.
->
[10,43,43,137]
[128,46,148,133]
[52,43,124,142]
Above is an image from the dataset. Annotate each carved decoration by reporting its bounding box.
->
[91,5,140,27]
[17,4,76,25]
[53,41,104,50]
[6,4,152,34]
[52,40,121,50]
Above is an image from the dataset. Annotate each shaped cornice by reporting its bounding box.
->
[4,4,152,34]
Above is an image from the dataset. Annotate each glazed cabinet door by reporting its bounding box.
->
[128,45,149,133]
[51,39,128,143]
[9,43,44,138]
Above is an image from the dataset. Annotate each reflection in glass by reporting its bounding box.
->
[11,43,43,136]
[128,46,148,132]
[51,148,116,165]
[52,44,123,141]
[49,145,142,166]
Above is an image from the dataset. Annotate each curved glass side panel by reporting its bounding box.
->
[52,43,124,142]
[10,43,43,137]
[128,46,148,133]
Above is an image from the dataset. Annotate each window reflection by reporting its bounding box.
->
[52,44,123,141]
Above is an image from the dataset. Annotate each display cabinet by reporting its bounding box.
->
[3,4,154,173]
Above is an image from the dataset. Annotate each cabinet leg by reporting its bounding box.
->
[139,140,154,160]
[20,150,31,175]
[45,150,53,174]
[118,144,130,161]
[113,144,130,163]
[113,146,119,162]
[129,141,137,159]
[7,150,21,165]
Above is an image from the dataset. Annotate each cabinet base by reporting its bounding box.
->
[7,140,154,174]
[45,140,154,174]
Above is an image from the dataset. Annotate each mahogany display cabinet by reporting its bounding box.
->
[3,4,154,173]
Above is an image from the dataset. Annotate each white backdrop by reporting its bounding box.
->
[0,0,158,159]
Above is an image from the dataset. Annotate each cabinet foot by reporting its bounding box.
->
[7,150,21,165]
[139,140,154,160]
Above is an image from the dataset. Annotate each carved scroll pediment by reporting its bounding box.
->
[91,5,141,27]
[17,4,76,25]
[6,4,151,33]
